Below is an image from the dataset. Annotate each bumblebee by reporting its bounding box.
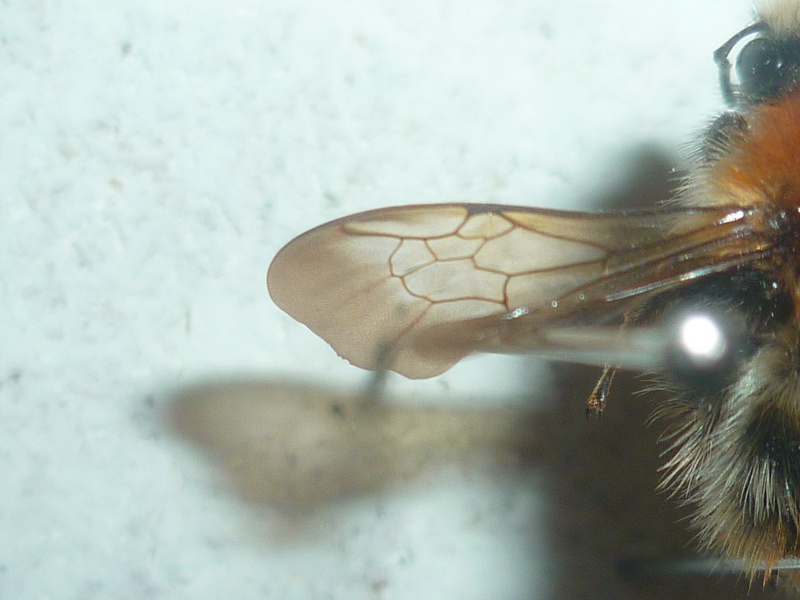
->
[269,0,800,587]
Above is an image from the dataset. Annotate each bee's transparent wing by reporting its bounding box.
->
[268,203,769,378]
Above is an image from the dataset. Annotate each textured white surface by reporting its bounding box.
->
[1,0,751,598]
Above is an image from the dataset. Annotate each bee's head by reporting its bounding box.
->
[715,20,800,108]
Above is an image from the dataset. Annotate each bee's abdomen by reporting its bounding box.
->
[658,328,800,568]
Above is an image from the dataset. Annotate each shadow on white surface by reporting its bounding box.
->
[170,378,542,515]
[166,369,779,600]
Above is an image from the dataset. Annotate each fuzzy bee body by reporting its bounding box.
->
[657,3,800,575]
[268,0,800,588]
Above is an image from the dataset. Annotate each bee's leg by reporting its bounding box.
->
[363,368,389,405]
[362,344,394,405]
[617,554,800,581]
[586,365,616,417]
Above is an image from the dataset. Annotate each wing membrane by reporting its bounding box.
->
[268,203,772,378]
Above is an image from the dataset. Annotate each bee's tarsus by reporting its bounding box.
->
[586,365,616,417]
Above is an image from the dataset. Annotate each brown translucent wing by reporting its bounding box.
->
[268,203,772,378]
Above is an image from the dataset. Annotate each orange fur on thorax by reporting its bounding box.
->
[714,90,800,210]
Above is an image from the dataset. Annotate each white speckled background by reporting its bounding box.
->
[1,1,775,598]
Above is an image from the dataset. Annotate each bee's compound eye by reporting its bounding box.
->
[735,37,787,100]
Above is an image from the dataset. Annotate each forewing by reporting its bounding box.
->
[268,203,771,378]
